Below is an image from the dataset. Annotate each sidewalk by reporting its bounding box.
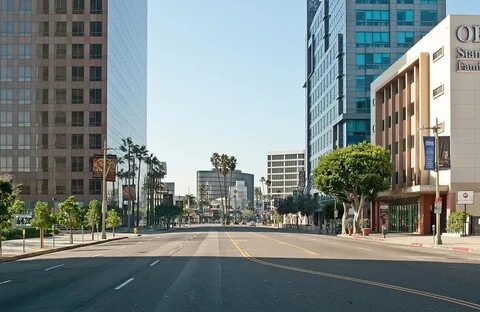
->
[0,231,130,262]
[341,232,480,254]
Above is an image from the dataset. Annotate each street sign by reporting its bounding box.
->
[434,198,442,214]
[457,191,474,205]
[334,209,338,218]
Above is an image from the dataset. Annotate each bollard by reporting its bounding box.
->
[432,225,436,245]
[22,228,26,253]
[382,225,387,239]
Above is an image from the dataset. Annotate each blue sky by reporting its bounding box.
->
[147,0,477,196]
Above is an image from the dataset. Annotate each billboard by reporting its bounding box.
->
[92,154,117,182]
[122,185,136,201]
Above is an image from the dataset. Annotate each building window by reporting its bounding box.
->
[0,89,13,104]
[89,134,101,149]
[72,44,84,59]
[40,66,49,81]
[397,31,415,47]
[38,179,48,195]
[55,134,66,149]
[410,102,415,116]
[90,0,102,14]
[420,0,437,3]
[72,111,84,127]
[18,112,30,127]
[19,44,31,59]
[433,85,444,98]
[41,0,49,13]
[39,22,49,36]
[0,134,12,149]
[0,157,13,172]
[55,21,67,36]
[402,138,406,152]
[356,31,390,47]
[38,44,49,59]
[72,134,84,149]
[89,180,101,195]
[41,111,48,126]
[72,66,84,81]
[19,22,32,36]
[90,21,102,36]
[388,116,392,128]
[55,0,66,13]
[397,10,414,26]
[0,67,13,82]
[19,89,31,105]
[54,157,66,172]
[89,66,102,81]
[72,89,84,104]
[71,179,84,195]
[72,21,84,36]
[1,0,14,13]
[0,112,12,126]
[411,135,415,148]
[90,89,102,104]
[0,44,13,59]
[41,134,48,149]
[421,10,437,26]
[356,10,389,26]
[72,157,84,172]
[90,44,102,59]
[89,112,101,127]
[19,66,32,81]
[72,0,84,14]
[56,181,66,195]
[433,46,444,62]
[54,112,66,126]
[18,157,31,172]
[55,89,66,104]
[0,21,14,36]
[55,44,66,59]
[55,66,66,81]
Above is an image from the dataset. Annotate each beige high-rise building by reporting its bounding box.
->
[0,0,148,208]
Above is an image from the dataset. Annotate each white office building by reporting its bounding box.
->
[266,151,305,199]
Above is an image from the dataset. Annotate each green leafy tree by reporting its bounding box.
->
[57,196,82,244]
[85,199,100,240]
[31,201,53,248]
[0,178,15,256]
[240,209,255,222]
[313,142,392,234]
[447,211,468,233]
[157,203,182,229]
[106,209,121,237]
[10,198,26,215]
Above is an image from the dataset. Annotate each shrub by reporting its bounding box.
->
[1,227,59,240]
[359,218,370,228]
[447,211,467,233]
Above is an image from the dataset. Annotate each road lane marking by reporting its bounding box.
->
[226,232,480,311]
[327,242,340,245]
[114,278,134,290]
[117,246,125,250]
[356,247,371,251]
[44,264,65,271]
[253,233,319,256]
[150,260,160,267]
[0,280,12,285]
[92,254,102,257]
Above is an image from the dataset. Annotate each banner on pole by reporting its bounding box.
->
[439,136,451,170]
[122,185,136,200]
[423,136,435,171]
[92,154,117,182]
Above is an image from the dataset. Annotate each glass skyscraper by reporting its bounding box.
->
[305,0,446,189]
[0,0,147,208]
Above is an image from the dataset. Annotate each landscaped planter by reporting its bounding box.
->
[362,228,370,236]
[347,228,353,235]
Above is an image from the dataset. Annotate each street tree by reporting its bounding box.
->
[210,153,224,220]
[0,177,15,256]
[227,156,237,213]
[85,199,100,240]
[31,201,53,248]
[313,142,392,234]
[10,198,26,215]
[133,144,148,227]
[240,209,254,222]
[119,137,134,227]
[57,196,82,244]
[106,209,121,237]
[157,203,181,229]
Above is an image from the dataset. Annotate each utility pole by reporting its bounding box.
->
[101,139,107,239]
[187,187,190,227]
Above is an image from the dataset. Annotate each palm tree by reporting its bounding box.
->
[144,154,154,226]
[227,156,237,211]
[151,157,166,225]
[260,177,266,210]
[219,154,231,223]
[119,137,134,227]
[133,144,148,227]
[210,153,224,220]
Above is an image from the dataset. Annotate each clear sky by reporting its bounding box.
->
[147,0,478,196]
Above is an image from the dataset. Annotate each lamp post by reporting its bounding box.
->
[419,118,443,245]
[101,140,107,239]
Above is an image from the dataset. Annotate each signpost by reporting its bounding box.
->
[457,191,474,236]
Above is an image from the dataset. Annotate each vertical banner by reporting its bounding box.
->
[423,136,435,171]
[438,136,451,170]
[92,155,117,182]
[122,185,136,200]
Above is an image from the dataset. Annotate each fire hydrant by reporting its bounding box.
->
[134,227,138,236]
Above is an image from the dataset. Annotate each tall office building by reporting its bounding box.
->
[305,0,445,189]
[266,151,305,199]
[0,0,147,208]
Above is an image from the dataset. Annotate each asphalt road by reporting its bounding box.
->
[1,225,479,312]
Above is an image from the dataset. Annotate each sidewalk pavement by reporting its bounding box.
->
[0,231,132,262]
[341,232,480,254]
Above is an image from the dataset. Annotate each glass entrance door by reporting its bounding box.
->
[388,204,419,233]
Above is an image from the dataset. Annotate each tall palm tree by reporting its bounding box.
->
[133,144,148,227]
[210,153,224,220]
[119,137,134,227]
[260,177,266,211]
[144,153,154,226]
[219,154,231,223]
[227,156,237,211]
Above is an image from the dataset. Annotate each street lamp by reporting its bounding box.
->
[419,118,443,245]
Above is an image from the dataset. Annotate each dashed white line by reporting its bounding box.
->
[114,278,134,290]
[356,247,371,251]
[150,260,160,267]
[92,254,103,257]
[0,280,12,285]
[44,264,65,271]
[327,241,340,245]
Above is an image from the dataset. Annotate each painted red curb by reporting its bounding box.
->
[410,243,423,247]
[451,247,471,252]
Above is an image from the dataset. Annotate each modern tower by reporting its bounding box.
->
[0,0,148,208]
[305,0,446,190]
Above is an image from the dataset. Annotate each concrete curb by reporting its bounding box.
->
[338,234,480,254]
[0,236,128,263]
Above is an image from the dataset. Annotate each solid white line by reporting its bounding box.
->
[356,247,371,251]
[150,260,160,267]
[327,241,340,245]
[92,254,103,257]
[114,278,134,290]
[0,280,12,285]
[44,264,65,271]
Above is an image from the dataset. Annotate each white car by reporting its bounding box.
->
[249,221,256,227]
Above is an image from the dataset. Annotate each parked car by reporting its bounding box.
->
[249,221,256,227]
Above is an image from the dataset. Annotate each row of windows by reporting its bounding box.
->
[267,167,301,174]
[0,88,102,105]
[381,103,415,130]
[356,31,418,48]
[356,53,391,70]
[268,161,305,167]
[356,10,389,26]
[0,66,103,82]
[14,179,102,196]
[40,111,102,127]
[0,0,103,15]
[0,43,102,60]
[311,129,333,155]
[356,0,437,3]
[268,174,300,181]
[268,154,303,161]
[0,21,103,37]
[386,137,415,157]
[0,132,102,150]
